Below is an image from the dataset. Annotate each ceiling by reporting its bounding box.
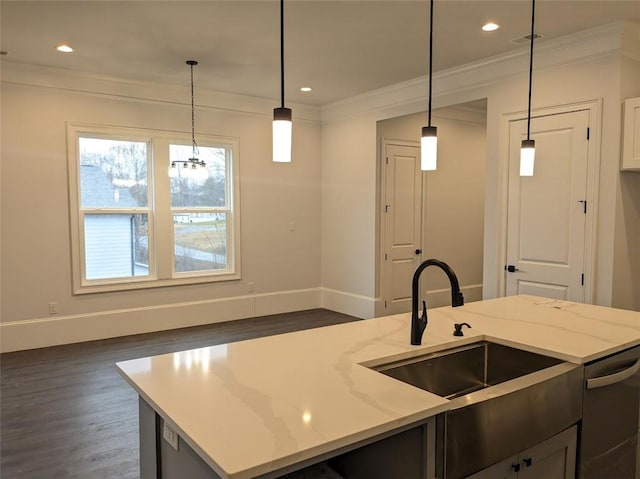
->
[1,1,639,106]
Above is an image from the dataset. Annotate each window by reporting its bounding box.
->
[68,124,240,293]
[169,144,230,274]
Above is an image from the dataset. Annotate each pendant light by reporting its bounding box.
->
[420,0,437,171]
[273,0,292,163]
[520,0,537,177]
[169,60,207,178]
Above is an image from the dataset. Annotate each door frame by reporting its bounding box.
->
[378,138,423,316]
[498,99,602,302]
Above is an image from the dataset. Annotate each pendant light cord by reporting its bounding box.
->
[526,0,535,141]
[280,0,285,109]
[428,0,434,126]
[188,60,199,157]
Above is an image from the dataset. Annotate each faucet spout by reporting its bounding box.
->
[411,259,464,345]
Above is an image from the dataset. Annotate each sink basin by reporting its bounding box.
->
[374,341,563,399]
[371,341,583,478]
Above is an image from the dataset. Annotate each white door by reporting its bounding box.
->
[382,142,423,314]
[505,109,590,301]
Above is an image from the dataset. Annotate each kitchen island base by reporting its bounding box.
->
[139,396,437,479]
[115,297,640,479]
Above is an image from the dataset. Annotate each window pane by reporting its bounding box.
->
[79,138,148,208]
[170,144,227,208]
[174,212,227,273]
[84,214,149,280]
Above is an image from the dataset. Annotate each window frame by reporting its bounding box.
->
[67,123,241,294]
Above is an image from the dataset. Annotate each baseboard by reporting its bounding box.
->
[2,285,456,353]
[0,288,322,353]
[320,288,376,319]
[254,289,322,317]
[374,283,484,316]
[425,284,484,308]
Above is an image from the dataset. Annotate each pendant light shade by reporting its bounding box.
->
[520,139,535,176]
[420,0,437,171]
[273,0,292,163]
[520,0,537,177]
[421,126,438,171]
[273,107,292,163]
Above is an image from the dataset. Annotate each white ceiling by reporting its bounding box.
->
[1,1,639,106]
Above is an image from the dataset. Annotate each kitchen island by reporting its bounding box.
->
[116,295,640,479]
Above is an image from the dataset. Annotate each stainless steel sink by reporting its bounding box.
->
[372,341,584,478]
[374,341,563,399]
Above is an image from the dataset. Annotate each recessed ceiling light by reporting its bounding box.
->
[56,44,74,53]
[482,23,500,32]
[300,87,312,92]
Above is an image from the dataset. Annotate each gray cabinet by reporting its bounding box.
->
[328,419,436,479]
[140,396,437,479]
[466,426,577,479]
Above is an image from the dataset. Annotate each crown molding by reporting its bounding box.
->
[1,20,632,126]
[433,103,487,125]
[321,21,628,124]
[0,61,322,122]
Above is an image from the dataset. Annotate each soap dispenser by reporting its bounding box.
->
[453,322,471,336]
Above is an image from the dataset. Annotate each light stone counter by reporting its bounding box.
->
[116,295,640,479]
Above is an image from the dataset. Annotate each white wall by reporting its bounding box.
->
[2,23,638,352]
[612,47,640,311]
[0,64,324,351]
[376,106,486,309]
[320,115,379,317]
[320,22,639,317]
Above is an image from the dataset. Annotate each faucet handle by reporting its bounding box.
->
[422,300,428,320]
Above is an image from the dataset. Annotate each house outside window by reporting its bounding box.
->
[67,124,240,294]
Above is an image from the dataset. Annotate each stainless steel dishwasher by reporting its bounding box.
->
[580,345,640,479]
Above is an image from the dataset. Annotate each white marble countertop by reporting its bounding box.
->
[116,295,640,479]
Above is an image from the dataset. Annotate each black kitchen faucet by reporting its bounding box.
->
[411,259,465,345]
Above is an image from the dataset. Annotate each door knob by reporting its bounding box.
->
[523,457,533,467]
[415,249,422,255]
[511,463,521,473]
[505,265,519,273]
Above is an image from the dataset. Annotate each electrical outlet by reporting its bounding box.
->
[48,302,58,315]
[163,423,179,451]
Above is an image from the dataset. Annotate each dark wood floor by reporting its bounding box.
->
[0,309,358,479]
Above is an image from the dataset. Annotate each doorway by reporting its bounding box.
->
[378,103,487,315]
[504,103,598,302]
[381,141,423,314]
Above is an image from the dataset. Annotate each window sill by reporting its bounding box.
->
[74,272,241,295]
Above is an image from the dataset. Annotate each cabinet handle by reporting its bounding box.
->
[523,457,533,467]
[586,359,640,389]
[511,463,521,472]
